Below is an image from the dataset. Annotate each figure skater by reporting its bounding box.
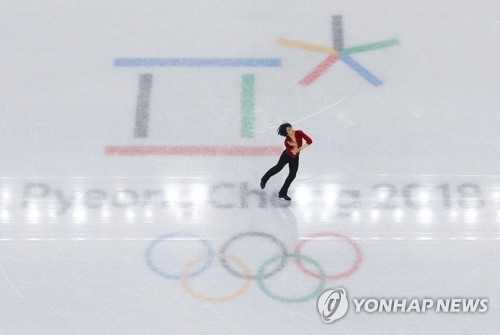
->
[260,123,313,201]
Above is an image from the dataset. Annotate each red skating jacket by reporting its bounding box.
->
[284,130,313,158]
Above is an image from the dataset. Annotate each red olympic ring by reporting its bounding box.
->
[294,231,362,280]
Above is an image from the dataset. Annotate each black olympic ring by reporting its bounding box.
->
[219,231,289,280]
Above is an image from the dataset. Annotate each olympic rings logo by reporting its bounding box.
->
[145,231,363,304]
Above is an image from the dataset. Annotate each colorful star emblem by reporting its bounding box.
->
[278,15,400,86]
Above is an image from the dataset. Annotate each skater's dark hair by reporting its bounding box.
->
[277,123,292,137]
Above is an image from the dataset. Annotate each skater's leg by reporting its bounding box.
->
[261,151,289,187]
[279,155,299,197]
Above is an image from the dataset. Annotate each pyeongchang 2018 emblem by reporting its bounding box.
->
[317,288,349,323]
[108,15,400,157]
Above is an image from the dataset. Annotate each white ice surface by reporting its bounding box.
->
[1,0,500,334]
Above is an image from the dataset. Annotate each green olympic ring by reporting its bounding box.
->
[257,253,326,303]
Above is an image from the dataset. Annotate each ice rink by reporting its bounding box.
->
[1,0,500,333]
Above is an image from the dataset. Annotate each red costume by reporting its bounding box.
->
[284,130,313,158]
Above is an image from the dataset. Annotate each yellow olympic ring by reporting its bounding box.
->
[181,253,252,303]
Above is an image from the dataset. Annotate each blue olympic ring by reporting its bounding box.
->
[145,232,214,280]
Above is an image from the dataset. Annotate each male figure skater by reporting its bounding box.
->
[260,123,313,201]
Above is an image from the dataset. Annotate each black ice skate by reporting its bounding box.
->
[279,193,291,201]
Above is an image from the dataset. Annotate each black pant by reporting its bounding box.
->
[262,150,299,195]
